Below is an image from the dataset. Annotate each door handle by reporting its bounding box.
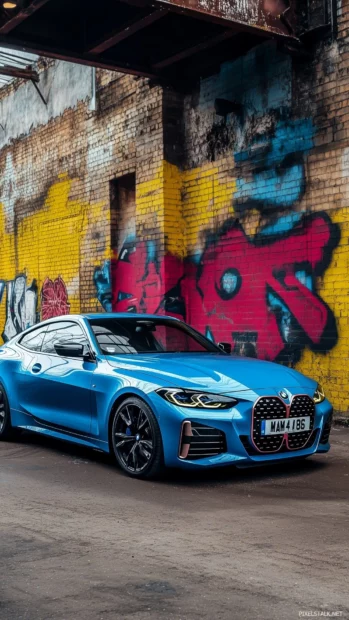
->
[31,363,42,373]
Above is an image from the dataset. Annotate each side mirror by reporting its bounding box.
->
[218,342,232,354]
[54,342,84,358]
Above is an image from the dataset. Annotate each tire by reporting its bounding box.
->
[0,384,15,441]
[111,396,165,479]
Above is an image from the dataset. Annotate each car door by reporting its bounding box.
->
[18,320,93,434]
[10,323,49,420]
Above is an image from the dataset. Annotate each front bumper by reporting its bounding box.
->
[149,392,333,470]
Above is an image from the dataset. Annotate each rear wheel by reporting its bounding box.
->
[111,397,164,479]
[0,384,15,441]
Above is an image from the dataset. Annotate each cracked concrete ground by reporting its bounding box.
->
[0,428,348,620]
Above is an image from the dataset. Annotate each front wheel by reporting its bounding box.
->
[0,384,15,441]
[111,397,164,479]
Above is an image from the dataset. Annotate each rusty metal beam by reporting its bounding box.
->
[153,29,236,69]
[154,0,296,38]
[88,9,169,54]
[0,36,158,78]
[0,63,39,80]
[0,0,52,34]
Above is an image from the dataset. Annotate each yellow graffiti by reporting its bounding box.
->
[0,174,108,332]
[296,206,349,413]
[136,159,236,258]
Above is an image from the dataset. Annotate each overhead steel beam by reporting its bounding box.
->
[88,9,169,54]
[0,0,52,34]
[153,30,236,69]
[0,63,39,80]
[0,36,158,78]
[154,0,296,38]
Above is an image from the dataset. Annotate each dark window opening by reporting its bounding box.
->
[110,173,136,253]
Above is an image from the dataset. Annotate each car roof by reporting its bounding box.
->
[82,313,180,321]
[8,313,181,342]
[32,313,180,322]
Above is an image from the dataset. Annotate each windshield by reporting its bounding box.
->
[88,318,220,355]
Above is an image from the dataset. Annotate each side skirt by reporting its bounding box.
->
[10,408,110,453]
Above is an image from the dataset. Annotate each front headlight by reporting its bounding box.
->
[313,383,325,404]
[156,388,238,409]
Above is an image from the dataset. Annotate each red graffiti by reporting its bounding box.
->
[111,242,162,314]
[111,215,338,362]
[111,242,183,316]
[41,276,70,320]
[187,215,335,360]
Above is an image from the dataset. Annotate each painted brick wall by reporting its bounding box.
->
[0,65,165,332]
[0,3,349,415]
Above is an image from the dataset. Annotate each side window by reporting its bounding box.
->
[20,326,47,352]
[41,322,88,355]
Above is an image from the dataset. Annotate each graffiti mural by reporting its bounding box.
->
[86,47,340,366]
[111,240,164,315]
[194,45,315,236]
[188,214,339,363]
[0,275,38,342]
[41,277,70,321]
[234,118,315,237]
[0,274,70,340]
[93,260,112,313]
[109,212,339,364]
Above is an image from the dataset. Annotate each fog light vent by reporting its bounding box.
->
[179,421,226,460]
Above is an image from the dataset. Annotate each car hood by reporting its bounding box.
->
[107,353,316,395]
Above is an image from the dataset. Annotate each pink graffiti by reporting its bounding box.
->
[111,242,183,316]
[187,215,334,360]
[111,215,337,361]
[41,276,70,320]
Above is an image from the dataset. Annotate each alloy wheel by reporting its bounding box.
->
[112,403,154,474]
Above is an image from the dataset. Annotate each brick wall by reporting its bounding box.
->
[0,4,349,415]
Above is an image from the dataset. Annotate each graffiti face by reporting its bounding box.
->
[189,214,338,362]
[0,275,38,341]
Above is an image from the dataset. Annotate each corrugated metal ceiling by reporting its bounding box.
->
[0,46,37,86]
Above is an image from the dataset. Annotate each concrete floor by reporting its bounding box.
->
[0,428,348,620]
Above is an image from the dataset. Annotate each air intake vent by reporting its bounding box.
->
[320,413,333,444]
[179,421,226,461]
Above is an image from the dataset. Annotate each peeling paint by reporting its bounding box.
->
[0,61,93,149]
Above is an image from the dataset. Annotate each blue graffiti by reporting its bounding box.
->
[235,119,314,165]
[268,270,313,344]
[93,260,112,312]
[234,119,315,231]
[199,44,292,115]
[261,212,305,236]
[198,42,316,238]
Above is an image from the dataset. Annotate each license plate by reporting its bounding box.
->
[261,417,311,436]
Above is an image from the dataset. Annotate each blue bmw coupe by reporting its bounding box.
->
[0,314,333,478]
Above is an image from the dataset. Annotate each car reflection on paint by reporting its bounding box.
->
[0,314,333,479]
